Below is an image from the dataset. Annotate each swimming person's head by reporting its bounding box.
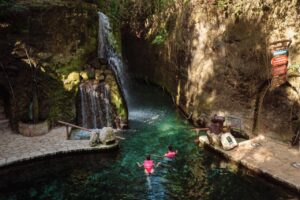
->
[146,155,151,160]
[168,145,173,151]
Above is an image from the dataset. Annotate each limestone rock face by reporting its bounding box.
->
[121,0,300,141]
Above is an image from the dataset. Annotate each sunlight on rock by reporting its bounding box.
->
[80,71,89,80]
[285,27,296,40]
[63,71,80,91]
[0,23,9,29]
[252,149,273,162]
[176,80,181,105]
[196,22,208,51]
[205,90,216,105]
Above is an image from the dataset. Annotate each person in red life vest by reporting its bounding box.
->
[137,155,160,175]
[164,145,178,159]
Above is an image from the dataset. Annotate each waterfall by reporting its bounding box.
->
[79,81,111,129]
[77,12,128,131]
[98,12,128,100]
[98,12,110,60]
[102,84,112,127]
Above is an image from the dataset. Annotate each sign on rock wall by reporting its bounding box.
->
[225,116,242,132]
[269,39,292,88]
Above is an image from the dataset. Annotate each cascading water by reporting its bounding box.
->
[98,12,129,101]
[1,12,298,200]
[75,12,127,135]
[98,12,160,122]
[78,81,112,129]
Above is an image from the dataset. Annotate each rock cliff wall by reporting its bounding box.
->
[0,0,127,130]
[121,0,300,141]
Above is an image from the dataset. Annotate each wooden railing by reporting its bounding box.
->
[57,120,125,140]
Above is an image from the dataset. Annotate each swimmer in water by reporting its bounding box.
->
[164,145,178,159]
[137,155,160,175]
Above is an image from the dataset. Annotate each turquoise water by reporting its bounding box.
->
[0,81,297,199]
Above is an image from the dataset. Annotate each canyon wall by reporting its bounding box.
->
[121,0,300,141]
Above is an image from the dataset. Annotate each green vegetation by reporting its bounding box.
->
[216,0,229,8]
[97,0,178,47]
[288,64,300,75]
[153,0,176,12]
[151,27,167,45]
[0,0,11,6]
[111,88,127,119]
[55,37,96,75]
[46,83,76,125]
[97,0,123,54]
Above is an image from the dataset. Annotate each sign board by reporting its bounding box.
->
[225,116,242,132]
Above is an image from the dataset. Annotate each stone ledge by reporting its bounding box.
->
[0,127,119,169]
[0,142,119,168]
[198,135,300,194]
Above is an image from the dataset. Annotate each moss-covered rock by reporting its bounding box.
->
[80,71,89,80]
[107,75,127,120]
[63,72,81,91]
[0,0,99,128]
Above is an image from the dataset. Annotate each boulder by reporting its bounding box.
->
[63,72,80,91]
[80,71,89,80]
[99,127,116,145]
[198,135,209,145]
[89,131,99,147]
[95,69,104,81]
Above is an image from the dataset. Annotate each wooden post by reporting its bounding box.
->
[65,125,71,139]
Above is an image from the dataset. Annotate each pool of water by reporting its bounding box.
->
[0,81,298,200]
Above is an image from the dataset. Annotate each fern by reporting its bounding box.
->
[152,27,168,45]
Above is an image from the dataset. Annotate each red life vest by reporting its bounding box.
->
[164,151,176,158]
[143,160,154,173]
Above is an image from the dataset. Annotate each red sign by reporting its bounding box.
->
[272,65,287,76]
[271,55,288,66]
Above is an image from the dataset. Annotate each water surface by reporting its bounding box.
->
[0,81,297,200]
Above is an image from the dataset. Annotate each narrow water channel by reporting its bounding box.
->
[0,80,297,200]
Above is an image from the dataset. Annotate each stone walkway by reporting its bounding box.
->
[0,127,117,168]
[199,135,300,193]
